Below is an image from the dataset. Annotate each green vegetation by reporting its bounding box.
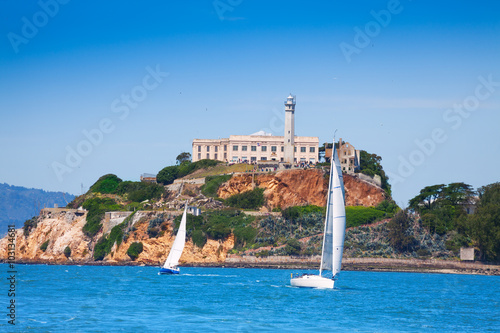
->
[281,205,324,221]
[147,215,165,238]
[64,246,71,258]
[358,150,391,195]
[82,197,124,238]
[409,183,475,235]
[284,238,302,255]
[40,240,49,252]
[346,206,387,228]
[457,182,500,262]
[176,152,191,164]
[93,212,136,260]
[225,188,264,209]
[157,159,220,185]
[115,181,164,202]
[387,210,416,252]
[201,175,232,198]
[23,216,38,237]
[90,174,122,194]
[127,242,143,260]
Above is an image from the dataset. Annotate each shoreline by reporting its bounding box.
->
[3,257,499,276]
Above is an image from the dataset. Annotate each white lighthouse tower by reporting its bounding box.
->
[283,94,296,164]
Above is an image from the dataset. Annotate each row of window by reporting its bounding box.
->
[231,156,316,163]
[198,145,316,153]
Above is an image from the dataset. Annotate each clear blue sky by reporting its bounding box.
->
[1,0,499,206]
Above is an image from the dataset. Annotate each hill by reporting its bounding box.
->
[0,183,75,232]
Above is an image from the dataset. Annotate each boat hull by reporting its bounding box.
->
[290,275,334,289]
[159,267,180,275]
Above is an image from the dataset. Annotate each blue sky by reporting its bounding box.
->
[1,0,499,206]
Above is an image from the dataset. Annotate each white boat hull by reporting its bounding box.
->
[290,275,334,289]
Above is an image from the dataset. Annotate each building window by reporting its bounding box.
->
[215,153,218,159]
[271,146,277,152]
[251,157,257,162]
[294,147,297,152]
[215,146,218,152]
[224,153,227,159]
[261,146,267,152]
[300,147,306,153]
[198,146,201,152]
[233,145,238,151]
[294,158,297,162]
[206,153,209,159]
[198,153,201,160]
[242,146,247,151]
[207,146,210,152]
[242,156,247,161]
[300,158,306,162]
[261,157,267,161]
[310,158,315,163]
[251,146,257,151]
[232,156,238,162]
[224,145,227,151]
[280,157,284,162]
[310,147,315,153]
[281,146,284,152]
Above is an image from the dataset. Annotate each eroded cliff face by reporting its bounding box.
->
[217,169,386,209]
[0,209,233,265]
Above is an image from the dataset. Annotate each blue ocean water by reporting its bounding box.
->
[2,264,499,332]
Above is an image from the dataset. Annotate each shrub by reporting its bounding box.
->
[416,248,431,257]
[282,205,324,221]
[116,181,164,202]
[346,206,387,228]
[40,240,49,252]
[89,174,122,194]
[192,229,207,248]
[127,242,143,260]
[23,216,38,237]
[64,246,71,258]
[82,197,124,238]
[225,188,265,210]
[284,238,302,256]
[201,175,232,198]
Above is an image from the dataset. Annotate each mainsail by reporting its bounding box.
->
[163,203,187,269]
[319,144,346,276]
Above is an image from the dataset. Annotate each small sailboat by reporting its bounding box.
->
[290,140,346,289]
[159,202,188,275]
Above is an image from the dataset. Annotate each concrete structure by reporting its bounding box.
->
[460,247,475,261]
[192,94,318,164]
[325,138,361,174]
[140,173,157,183]
[283,94,295,163]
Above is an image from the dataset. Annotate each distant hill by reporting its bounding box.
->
[0,183,75,232]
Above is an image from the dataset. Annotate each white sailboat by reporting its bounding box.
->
[290,140,346,288]
[159,202,188,275]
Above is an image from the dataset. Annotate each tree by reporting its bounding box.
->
[461,183,500,262]
[176,152,191,165]
[127,242,144,260]
[64,246,71,258]
[156,166,179,185]
[441,182,475,207]
[409,184,445,212]
[358,150,391,195]
[387,210,415,252]
[285,238,302,256]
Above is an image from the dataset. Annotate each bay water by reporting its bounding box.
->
[2,264,499,332]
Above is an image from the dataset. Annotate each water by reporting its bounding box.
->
[2,264,499,332]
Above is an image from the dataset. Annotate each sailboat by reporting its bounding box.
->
[290,140,346,289]
[159,202,188,275]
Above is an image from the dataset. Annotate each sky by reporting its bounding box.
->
[1,0,499,207]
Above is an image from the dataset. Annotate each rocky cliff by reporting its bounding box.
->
[217,169,386,209]
[0,209,233,265]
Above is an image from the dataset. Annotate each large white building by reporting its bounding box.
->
[192,94,319,164]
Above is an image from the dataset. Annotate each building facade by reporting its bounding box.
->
[192,94,319,164]
[325,138,361,174]
[192,134,318,163]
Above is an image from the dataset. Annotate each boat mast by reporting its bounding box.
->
[319,137,336,277]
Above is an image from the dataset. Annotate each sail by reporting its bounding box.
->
[163,203,188,269]
[320,143,346,276]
